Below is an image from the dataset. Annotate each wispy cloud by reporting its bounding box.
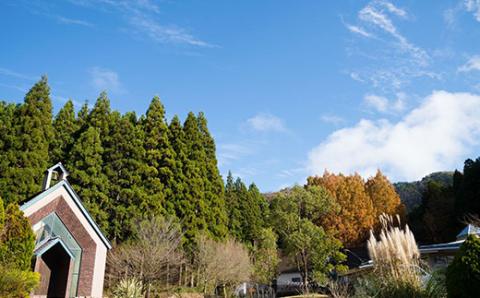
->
[345,24,374,38]
[51,94,84,108]
[217,143,253,167]
[0,67,38,81]
[308,91,480,182]
[129,15,216,47]
[458,55,480,72]
[56,15,93,27]
[0,82,29,93]
[343,1,437,92]
[67,0,214,47]
[246,113,287,133]
[358,1,428,66]
[321,114,346,126]
[364,93,405,114]
[89,67,124,93]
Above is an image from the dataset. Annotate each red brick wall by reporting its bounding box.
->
[28,195,98,297]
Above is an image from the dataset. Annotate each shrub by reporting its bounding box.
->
[0,204,36,270]
[112,278,144,298]
[0,199,38,297]
[446,235,480,297]
[0,265,40,298]
[195,234,252,295]
[107,216,184,296]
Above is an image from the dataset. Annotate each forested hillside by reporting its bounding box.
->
[405,161,480,244]
[394,172,453,212]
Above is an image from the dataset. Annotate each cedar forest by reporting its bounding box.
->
[1,77,480,296]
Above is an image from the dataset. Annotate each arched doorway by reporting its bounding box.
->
[34,239,74,298]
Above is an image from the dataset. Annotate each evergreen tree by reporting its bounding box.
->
[104,112,148,241]
[67,127,111,236]
[167,115,188,219]
[454,158,480,219]
[0,203,36,271]
[50,100,78,164]
[421,182,457,243]
[234,177,250,241]
[77,102,90,130]
[143,97,174,215]
[197,112,227,238]
[0,102,18,194]
[247,183,266,240]
[225,172,242,239]
[182,112,208,240]
[88,92,112,141]
[0,102,17,155]
[0,76,53,204]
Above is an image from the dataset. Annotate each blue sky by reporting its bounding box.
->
[2,0,480,192]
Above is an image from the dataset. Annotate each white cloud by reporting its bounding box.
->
[358,1,429,66]
[130,16,215,47]
[345,24,373,38]
[345,1,435,91]
[364,93,406,113]
[308,91,480,182]
[458,55,480,72]
[56,16,93,27]
[349,72,365,82]
[246,113,287,133]
[364,94,389,112]
[321,114,346,126]
[218,143,252,167]
[465,0,480,21]
[379,0,407,18]
[89,67,123,92]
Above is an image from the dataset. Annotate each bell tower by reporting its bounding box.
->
[42,162,70,190]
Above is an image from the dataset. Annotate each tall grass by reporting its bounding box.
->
[367,214,422,289]
[356,214,446,297]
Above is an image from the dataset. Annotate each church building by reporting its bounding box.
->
[20,163,111,298]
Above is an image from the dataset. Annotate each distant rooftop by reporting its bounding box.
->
[456,224,480,240]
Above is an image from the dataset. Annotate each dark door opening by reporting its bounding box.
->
[42,243,72,298]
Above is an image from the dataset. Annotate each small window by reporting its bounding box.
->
[291,277,301,283]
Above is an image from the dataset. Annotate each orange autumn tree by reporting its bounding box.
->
[366,171,405,220]
[307,170,404,247]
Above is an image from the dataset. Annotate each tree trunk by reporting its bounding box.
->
[179,263,183,286]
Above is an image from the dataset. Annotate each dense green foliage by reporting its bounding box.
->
[225,172,267,245]
[453,158,480,220]
[0,78,227,245]
[0,76,53,205]
[252,228,280,284]
[270,186,347,289]
[0,197,39,297]
[446,235,480,297]
[0,204,36,270]
[408,182,458,244]
[406,159,480,244]
[0,265,40,298]
[394,172,453,212]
